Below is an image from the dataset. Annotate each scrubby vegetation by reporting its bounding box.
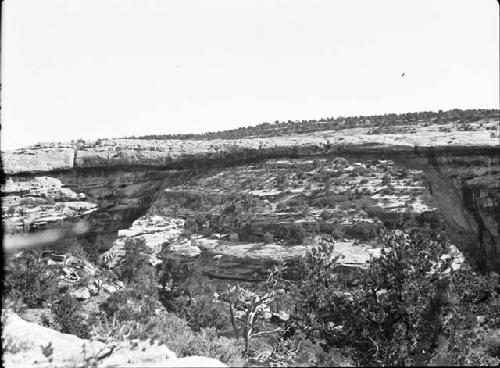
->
[278,227,500,366]
[4,220,499,366]
[52,295,90,338]
[3,249,59,310]
[145,156,432,251]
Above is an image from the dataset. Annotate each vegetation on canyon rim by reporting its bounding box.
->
[124,108,498,141]
[3,224,499,366]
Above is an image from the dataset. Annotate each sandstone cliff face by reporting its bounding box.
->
[3,123,499,272]
[400,152,500,272]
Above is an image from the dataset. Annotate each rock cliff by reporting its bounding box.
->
[2,119,499,272]
[399,151,500,272]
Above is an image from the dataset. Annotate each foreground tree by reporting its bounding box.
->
[3,249,59,309]
[227,267,284,358]
[289,227,458,366]
[119,238,154,286]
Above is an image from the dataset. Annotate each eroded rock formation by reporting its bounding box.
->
[3,121,499,272]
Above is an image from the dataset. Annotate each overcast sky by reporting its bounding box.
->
[2,0,499,150]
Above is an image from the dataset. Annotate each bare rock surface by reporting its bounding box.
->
[4,148,74,174]
[2,311,227,368]
[101,215,186,268]
[3,311,105,367]
[3,120,498,175]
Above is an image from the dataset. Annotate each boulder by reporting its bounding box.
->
[2,311,105,367]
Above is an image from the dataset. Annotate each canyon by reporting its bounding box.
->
[3,118,499,273]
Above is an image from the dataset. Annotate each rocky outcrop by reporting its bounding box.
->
[2,176,97,234]
[2,123,499,272]
[2,311,227,367]
[100,215,186,268]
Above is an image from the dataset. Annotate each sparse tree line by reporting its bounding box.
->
[124,109,498,141]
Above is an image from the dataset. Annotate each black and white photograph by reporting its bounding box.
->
[1,0,499,367]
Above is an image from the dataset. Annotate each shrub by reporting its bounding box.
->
[3,250,59,309]
[159,258,233,333]
[157,245,233,332]
[52,295,89,339]
[181,294,230,333]
[157,242,193,293]
[177,327,244,365]
[91,311,245,366]
[100,288,161,322]
[439,268,500,365]
[90,314,139,344]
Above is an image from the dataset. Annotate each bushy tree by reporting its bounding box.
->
[289,227,455,366]
[157,242,191,294]
[101,237,159,321]
[3,250,59,309]
[52,294,90,338]
[119,237,154,287]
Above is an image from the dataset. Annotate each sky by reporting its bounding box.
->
[2,0,499,150]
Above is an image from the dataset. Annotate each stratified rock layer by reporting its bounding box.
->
[2,122,499,272]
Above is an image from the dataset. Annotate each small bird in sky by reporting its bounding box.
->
[401,72,406,77]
